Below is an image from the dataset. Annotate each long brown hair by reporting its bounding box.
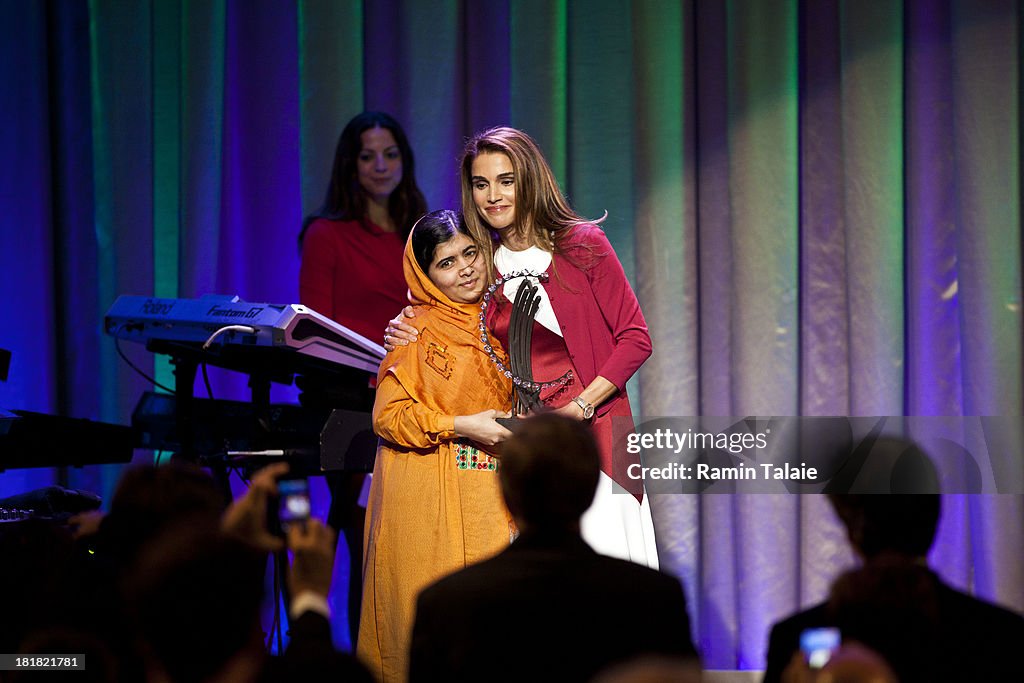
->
[460,126,601,277]
[299,111,427,248]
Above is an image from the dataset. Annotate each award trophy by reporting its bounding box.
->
[480,272,572,431]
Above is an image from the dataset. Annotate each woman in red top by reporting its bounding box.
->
[299,111,427,646]
[300,111,427,341]
[387,127,658,569]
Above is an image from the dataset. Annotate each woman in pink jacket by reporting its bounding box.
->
[387,127,657,568]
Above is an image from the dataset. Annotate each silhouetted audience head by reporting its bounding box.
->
[824,471,944,677]
[2,462,368,683]
[11,627,118,683]
[97,461,226,567]
[124,526,266,683]
[590,655,701,683]
[501,414,600,532]
[61,463,230,682]
[827,492,940,559]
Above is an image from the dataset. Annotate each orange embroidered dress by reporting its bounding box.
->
[356,234,514,683]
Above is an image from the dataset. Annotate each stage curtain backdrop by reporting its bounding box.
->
[1,0,1021,668]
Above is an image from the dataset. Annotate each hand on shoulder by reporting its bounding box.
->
[384,305,419,351]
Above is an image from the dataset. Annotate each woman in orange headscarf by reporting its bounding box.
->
[357,209,514,683]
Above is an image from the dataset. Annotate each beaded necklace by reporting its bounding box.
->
[478,270,573,392]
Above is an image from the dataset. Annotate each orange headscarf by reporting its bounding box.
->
[376,230,512,425]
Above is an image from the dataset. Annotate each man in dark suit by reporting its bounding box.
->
[408,414,699,683]
[763,490,1024,682]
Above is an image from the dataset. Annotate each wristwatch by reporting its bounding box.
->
[571,396,595,420]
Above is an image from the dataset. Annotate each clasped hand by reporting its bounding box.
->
[454,409,513,447]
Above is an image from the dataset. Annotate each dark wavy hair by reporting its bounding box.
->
[828,488,941,558]
[300,111,427,247]
[411,209,473,274]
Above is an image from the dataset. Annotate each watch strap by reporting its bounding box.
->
[571,396,595,419]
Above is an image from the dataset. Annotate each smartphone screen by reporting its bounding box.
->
[800,627,840,669]
[277,476,311,530]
